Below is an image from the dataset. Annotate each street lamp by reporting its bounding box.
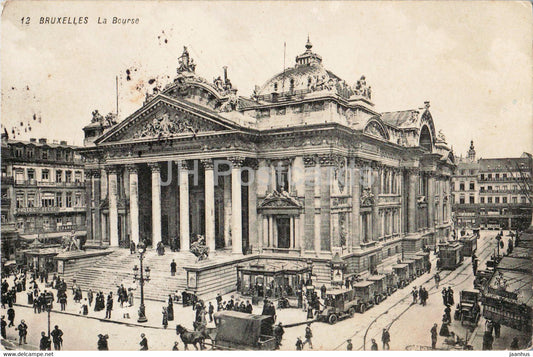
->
[133,241,151,323]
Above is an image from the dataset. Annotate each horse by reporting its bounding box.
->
[175,324,206,350]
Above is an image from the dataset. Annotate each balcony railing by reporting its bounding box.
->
[15,206,86,214]
[479,177,531,183]
[19,225,81,234]
[479,189,524,194]
[453,203,529,209]
[14,180,84,187]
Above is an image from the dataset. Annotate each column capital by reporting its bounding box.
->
[84,170,93,180]
[176,160,190,170]
[125,164,139,174]
[370,161,383,170]
[228,156,245,168]
[246,158,259,171]
[104,165,120,175]
[91,170,101,179]
[148,162,161,172]
[351,158,366,168]
[404,167,419,175]
[303,155,317,168]
[201,159,214,170]
[318,153,340,167]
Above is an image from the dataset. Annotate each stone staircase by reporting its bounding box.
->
[61,249,198,302]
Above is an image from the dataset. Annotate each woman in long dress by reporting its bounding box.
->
[167,295,174,321]
[162,306,168,329]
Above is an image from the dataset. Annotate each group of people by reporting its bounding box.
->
[441,286,455,307]
[215,293,254,315]
[411,286,429,306]
[161,295,175,328]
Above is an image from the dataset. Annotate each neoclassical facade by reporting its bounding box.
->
[80,41,455,273]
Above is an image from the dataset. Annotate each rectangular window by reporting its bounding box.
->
[469,182,475,190]
[481,174,485,180]
[480,197,485,203]
[495,173,500,179]
[495,197,500,203]
[42,150,48,160]
[66,192,72,208]
[488,197,493,203]
[459,196,465,204]
[469,196,475,204]
[521,197,527,204]
[488,174,492,179]
[16,192,24,208]
[512,197,517,203]
[480,186,485,192]
[502,197,507,204]
[27,169,35,181]
[74,171,82,183]
[65,171,72,183]
[459,183,465,191]
[56,170,62,183]
[75,193,82,206]
[56,193,63,207]
[41,169,49,181]
[27,193,35,208]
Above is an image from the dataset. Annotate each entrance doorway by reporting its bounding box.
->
[277,217,290,248]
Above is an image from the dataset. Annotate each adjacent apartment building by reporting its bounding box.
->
[1,135,87,259]
[452,141,532,230]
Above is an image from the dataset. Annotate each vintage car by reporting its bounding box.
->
[211,311,276,350]
[317,288,360,324]
[453,289,481,325]
[392,263,409,288]
[401,259,417,280]
[438,242,464,270]
[384,270,398,295]
[367,274,388,303]
[352,280,376,313]
[473,269,493,290]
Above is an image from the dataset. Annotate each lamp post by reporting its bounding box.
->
[133,241,151,323]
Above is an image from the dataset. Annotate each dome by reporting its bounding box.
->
[257,37,343,96]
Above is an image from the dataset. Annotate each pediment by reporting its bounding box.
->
[259,190,302,209]
[96,98,235,143]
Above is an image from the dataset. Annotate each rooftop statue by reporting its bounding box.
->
[177,46,196,74]
[437,129,446,142]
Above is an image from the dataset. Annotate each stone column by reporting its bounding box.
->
[93,170,101,242]
[428,173,435,230]
[372,163,381,240]
[351,159,362,249]
[319,154,337,252]
[247,160,259,252]
[223,174,232,247]
[268,215,274,247]
[149,163,162,248]
[229,157,244,254]
[107,166,119,247]
[178,161,190,251]
[127,164,140,245]
[202,159,216,252]
[101,169,108,200]
[408,169,418,234]
[84,170,93,241]
[303,155,317,251]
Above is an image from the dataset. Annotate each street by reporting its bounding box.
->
[1,230,520,351]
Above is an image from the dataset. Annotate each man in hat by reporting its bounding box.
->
[303,323,313,349]
[50,325,63,350]
[1,316,6,339]
[381,328,390,350]
[139,333,148,350]
[105,292,113,319]
[371,338,378,350]
[16,320,28,345]
[170,259,177,276]
[39,331,51,351]
[431,323,438,349]
[295,336,303,350]
[273,322,284,350]
[346,339,353,351]
[7,306,15,327]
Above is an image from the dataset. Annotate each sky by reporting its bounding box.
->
[1,1,531,158]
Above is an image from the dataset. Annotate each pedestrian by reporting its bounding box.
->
[105,292,113,319]
[139,333,148,350]
[16,320,28,345]
[444,305,451,322]
[431,323,438,349]
[418,286,424,305]
[381,328,390,350]
[208,302,214,322]
[81,298,89,316]
[97,334,109,350]
[447,287,454,305]
[167,295,174,321]
[412,287,418,304]
[296,337,303,350]
[51,325,63,350]
[320,284,327,299]
[493,322,500,338]
[1,316,6,339]
[88,289,94,306]
[39,331,51,351]
[60,294,67,311]
[172,341,179,351]
[170,259,177,276]
[273,322,284,349]
[162,306,168,329]
[300,323,313,349]
[346,339,353,351]
[128,289,134,307]
[510,337,519,350]
[7,307,15,327]
[441,288,447,306]
[482,330,493,350]
[371,338,378,350]
[130,240,136,254]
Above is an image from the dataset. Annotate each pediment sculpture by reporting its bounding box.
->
[131,111,223,139]
[260,189,302,208]
[360,188,374,206]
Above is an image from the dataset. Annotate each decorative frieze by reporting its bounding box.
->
[303,155,317,168]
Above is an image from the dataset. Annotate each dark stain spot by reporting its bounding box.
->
[148,79,156,85]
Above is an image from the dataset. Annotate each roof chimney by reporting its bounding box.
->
[29,138,37,143]
[60,140,67,145]
[38,138,47,144]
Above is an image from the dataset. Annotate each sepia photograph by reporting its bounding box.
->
[0,0,532,352]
